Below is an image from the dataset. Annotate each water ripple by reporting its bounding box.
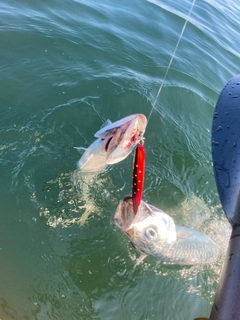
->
[0,0,238,318]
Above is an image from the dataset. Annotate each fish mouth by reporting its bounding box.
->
[113,195,153,232]
[103,114,147,164]
[113,196,136,231]
[124,114,146,147]
[77,114,147,172]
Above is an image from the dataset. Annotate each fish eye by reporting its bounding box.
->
[145,226,158,240]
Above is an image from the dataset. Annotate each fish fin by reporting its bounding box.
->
[74,147,87,154]
[77,147,95,169]
[94,115,136,138]
[100,119,112,129]
[94,119,113,139]
[76,139,107,172]
[94,127,117,139]
[133,254,147,268]
[176,226,194,240]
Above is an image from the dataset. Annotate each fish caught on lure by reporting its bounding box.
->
[113,196,220,266]
[75,114,147,172]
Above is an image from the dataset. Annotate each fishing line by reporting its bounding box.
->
[147,0,196,121]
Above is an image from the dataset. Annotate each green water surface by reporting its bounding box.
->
[1,0,240,319]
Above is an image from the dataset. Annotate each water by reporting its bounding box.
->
[1,0,239,319]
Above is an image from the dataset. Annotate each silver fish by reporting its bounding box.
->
[75,114,147,172]
[113,196,220,265]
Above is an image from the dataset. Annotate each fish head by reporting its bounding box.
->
[77,114,147,173]
[113,196,176,256]
[95,114,147,164]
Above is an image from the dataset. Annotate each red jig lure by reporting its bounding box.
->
[132,143,145,214]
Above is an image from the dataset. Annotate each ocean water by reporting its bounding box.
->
[1,0,240,319]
